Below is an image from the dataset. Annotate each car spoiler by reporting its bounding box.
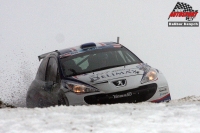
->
[38,50,58,61]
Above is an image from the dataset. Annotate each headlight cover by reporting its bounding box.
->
[65,81,99,93]
[141,69,158,84]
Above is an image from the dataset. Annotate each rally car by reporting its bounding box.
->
[26,42,171,108]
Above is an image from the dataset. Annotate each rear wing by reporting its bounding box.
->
[38,50,58,61]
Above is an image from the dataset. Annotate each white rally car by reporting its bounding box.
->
[26,42,171,107]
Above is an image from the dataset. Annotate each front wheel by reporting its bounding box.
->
[58,94,69,106]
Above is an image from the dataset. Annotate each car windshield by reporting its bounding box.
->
[60,47,142,77]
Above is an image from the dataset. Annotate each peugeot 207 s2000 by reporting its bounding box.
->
[26,42,171,108]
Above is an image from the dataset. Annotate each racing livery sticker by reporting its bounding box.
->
[113,92,132,99]
[89,68,141,82]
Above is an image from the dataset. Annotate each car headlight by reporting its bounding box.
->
[141,69,158,84]
[65,81,99,93]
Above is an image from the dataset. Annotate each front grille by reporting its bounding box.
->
[84,83,157,104]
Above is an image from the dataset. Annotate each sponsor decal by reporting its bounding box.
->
[113,79,127,87]
[159,88,167,92]
[113,92,132,99]
[90,68,140,82]
[168,2,199,27]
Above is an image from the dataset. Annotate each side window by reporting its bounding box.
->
[36,57,48,81]
[45,58,58,82]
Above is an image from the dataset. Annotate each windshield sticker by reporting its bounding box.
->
[89,68,141,82]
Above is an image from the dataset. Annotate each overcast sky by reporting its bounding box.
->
[0,0,200,106]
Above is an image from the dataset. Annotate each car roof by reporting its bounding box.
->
[38,42,122,61]
[58,42,122,58]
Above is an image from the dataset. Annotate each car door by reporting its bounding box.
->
[43,56,61,106]
[26,56,49,108]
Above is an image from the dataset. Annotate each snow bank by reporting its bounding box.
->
[176,95,200,102]
[0,96,200,133]
[168,95,200,105]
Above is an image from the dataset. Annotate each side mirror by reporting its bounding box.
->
[44,81,54,91]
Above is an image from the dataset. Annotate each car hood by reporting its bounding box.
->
[69,63,149,93]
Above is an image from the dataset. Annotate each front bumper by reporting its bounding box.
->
[84,83,157,104]
[65,75,171,105]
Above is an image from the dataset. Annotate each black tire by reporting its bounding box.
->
[58,94,69,106]
[62,96,69,106]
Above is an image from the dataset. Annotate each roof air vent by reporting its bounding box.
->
[80,43,96,49]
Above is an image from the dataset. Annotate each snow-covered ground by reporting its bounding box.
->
[0,96,200,133]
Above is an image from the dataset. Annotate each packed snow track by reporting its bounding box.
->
[0,96,200,133]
